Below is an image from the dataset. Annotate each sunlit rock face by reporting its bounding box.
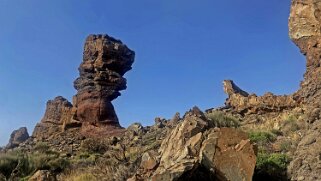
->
[223,80,297,115]
[289,0,321,106]
[73,34,135,127]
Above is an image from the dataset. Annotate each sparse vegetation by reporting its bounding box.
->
[0,148,69,180]
[249,131,276,146]
[66,173,97,181]
[279,140,292,152]
[282,115,299,134]
[254,152,290,180]
[206,111,240,128]
[80,138,110,154]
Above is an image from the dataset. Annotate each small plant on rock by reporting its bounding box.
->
[206,111,240,128]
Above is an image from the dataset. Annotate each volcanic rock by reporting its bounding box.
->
[223,80,298,115]
[133,107,257,181]
[6,127,29,149]
[289,0,321,106]
[200,128,256,181]
[73,34,135,127]
[32,96,74,139]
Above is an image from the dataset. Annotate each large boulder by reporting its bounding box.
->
[200,128,256,181]
[6,127,29,149]
[133,107,257,181]
[73,34,135,127]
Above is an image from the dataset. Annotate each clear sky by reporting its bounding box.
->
[0,0,305,146]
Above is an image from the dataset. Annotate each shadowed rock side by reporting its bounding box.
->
[73,34,135,127]
[6,127,29,149]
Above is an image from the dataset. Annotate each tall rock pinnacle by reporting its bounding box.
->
[73,34,135,127]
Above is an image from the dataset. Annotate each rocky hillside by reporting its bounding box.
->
[1,1,321,181]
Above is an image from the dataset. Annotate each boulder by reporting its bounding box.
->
[140,150,159,170]
[6,127,29,149]
[133,107,257,181]
[152,107,208,180]
[28,170,56,181]
[200,128,256,181]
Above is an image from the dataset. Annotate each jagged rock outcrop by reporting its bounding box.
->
[6,127,29,149]
[73,34,135,127]
[32,96,75,139]
[223,80,298,115]
[289,0,321,107]
[131,107,257,181]
[286,1,321,180]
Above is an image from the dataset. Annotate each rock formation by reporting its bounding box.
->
[32,96,74,139]
[223,80,297,115]
[289,0,321,107]
[287,1,321,180]
[6,127,29,149]
[131,107,257,181]
[32,34,135,139]
[73,34,135,127]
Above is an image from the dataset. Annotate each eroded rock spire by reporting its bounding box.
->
[73,34,135,127]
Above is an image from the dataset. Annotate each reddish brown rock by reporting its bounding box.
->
[200,128,256,181]
[32,96,74,139]
[73,34,135,127]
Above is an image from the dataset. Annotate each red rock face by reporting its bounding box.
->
[73,34,135,127]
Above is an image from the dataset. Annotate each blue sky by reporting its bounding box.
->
[0,0,304,145]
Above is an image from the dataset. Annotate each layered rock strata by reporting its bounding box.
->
[223,80,298,115]
[32,96,74,139]
[73,34,135,127]
[33,34,135,139]
[289,0,321,107]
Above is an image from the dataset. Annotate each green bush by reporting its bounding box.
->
[279,140,292,152]
[249,131,276,145]
[255,152,290,178]
[206,111,240,128]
